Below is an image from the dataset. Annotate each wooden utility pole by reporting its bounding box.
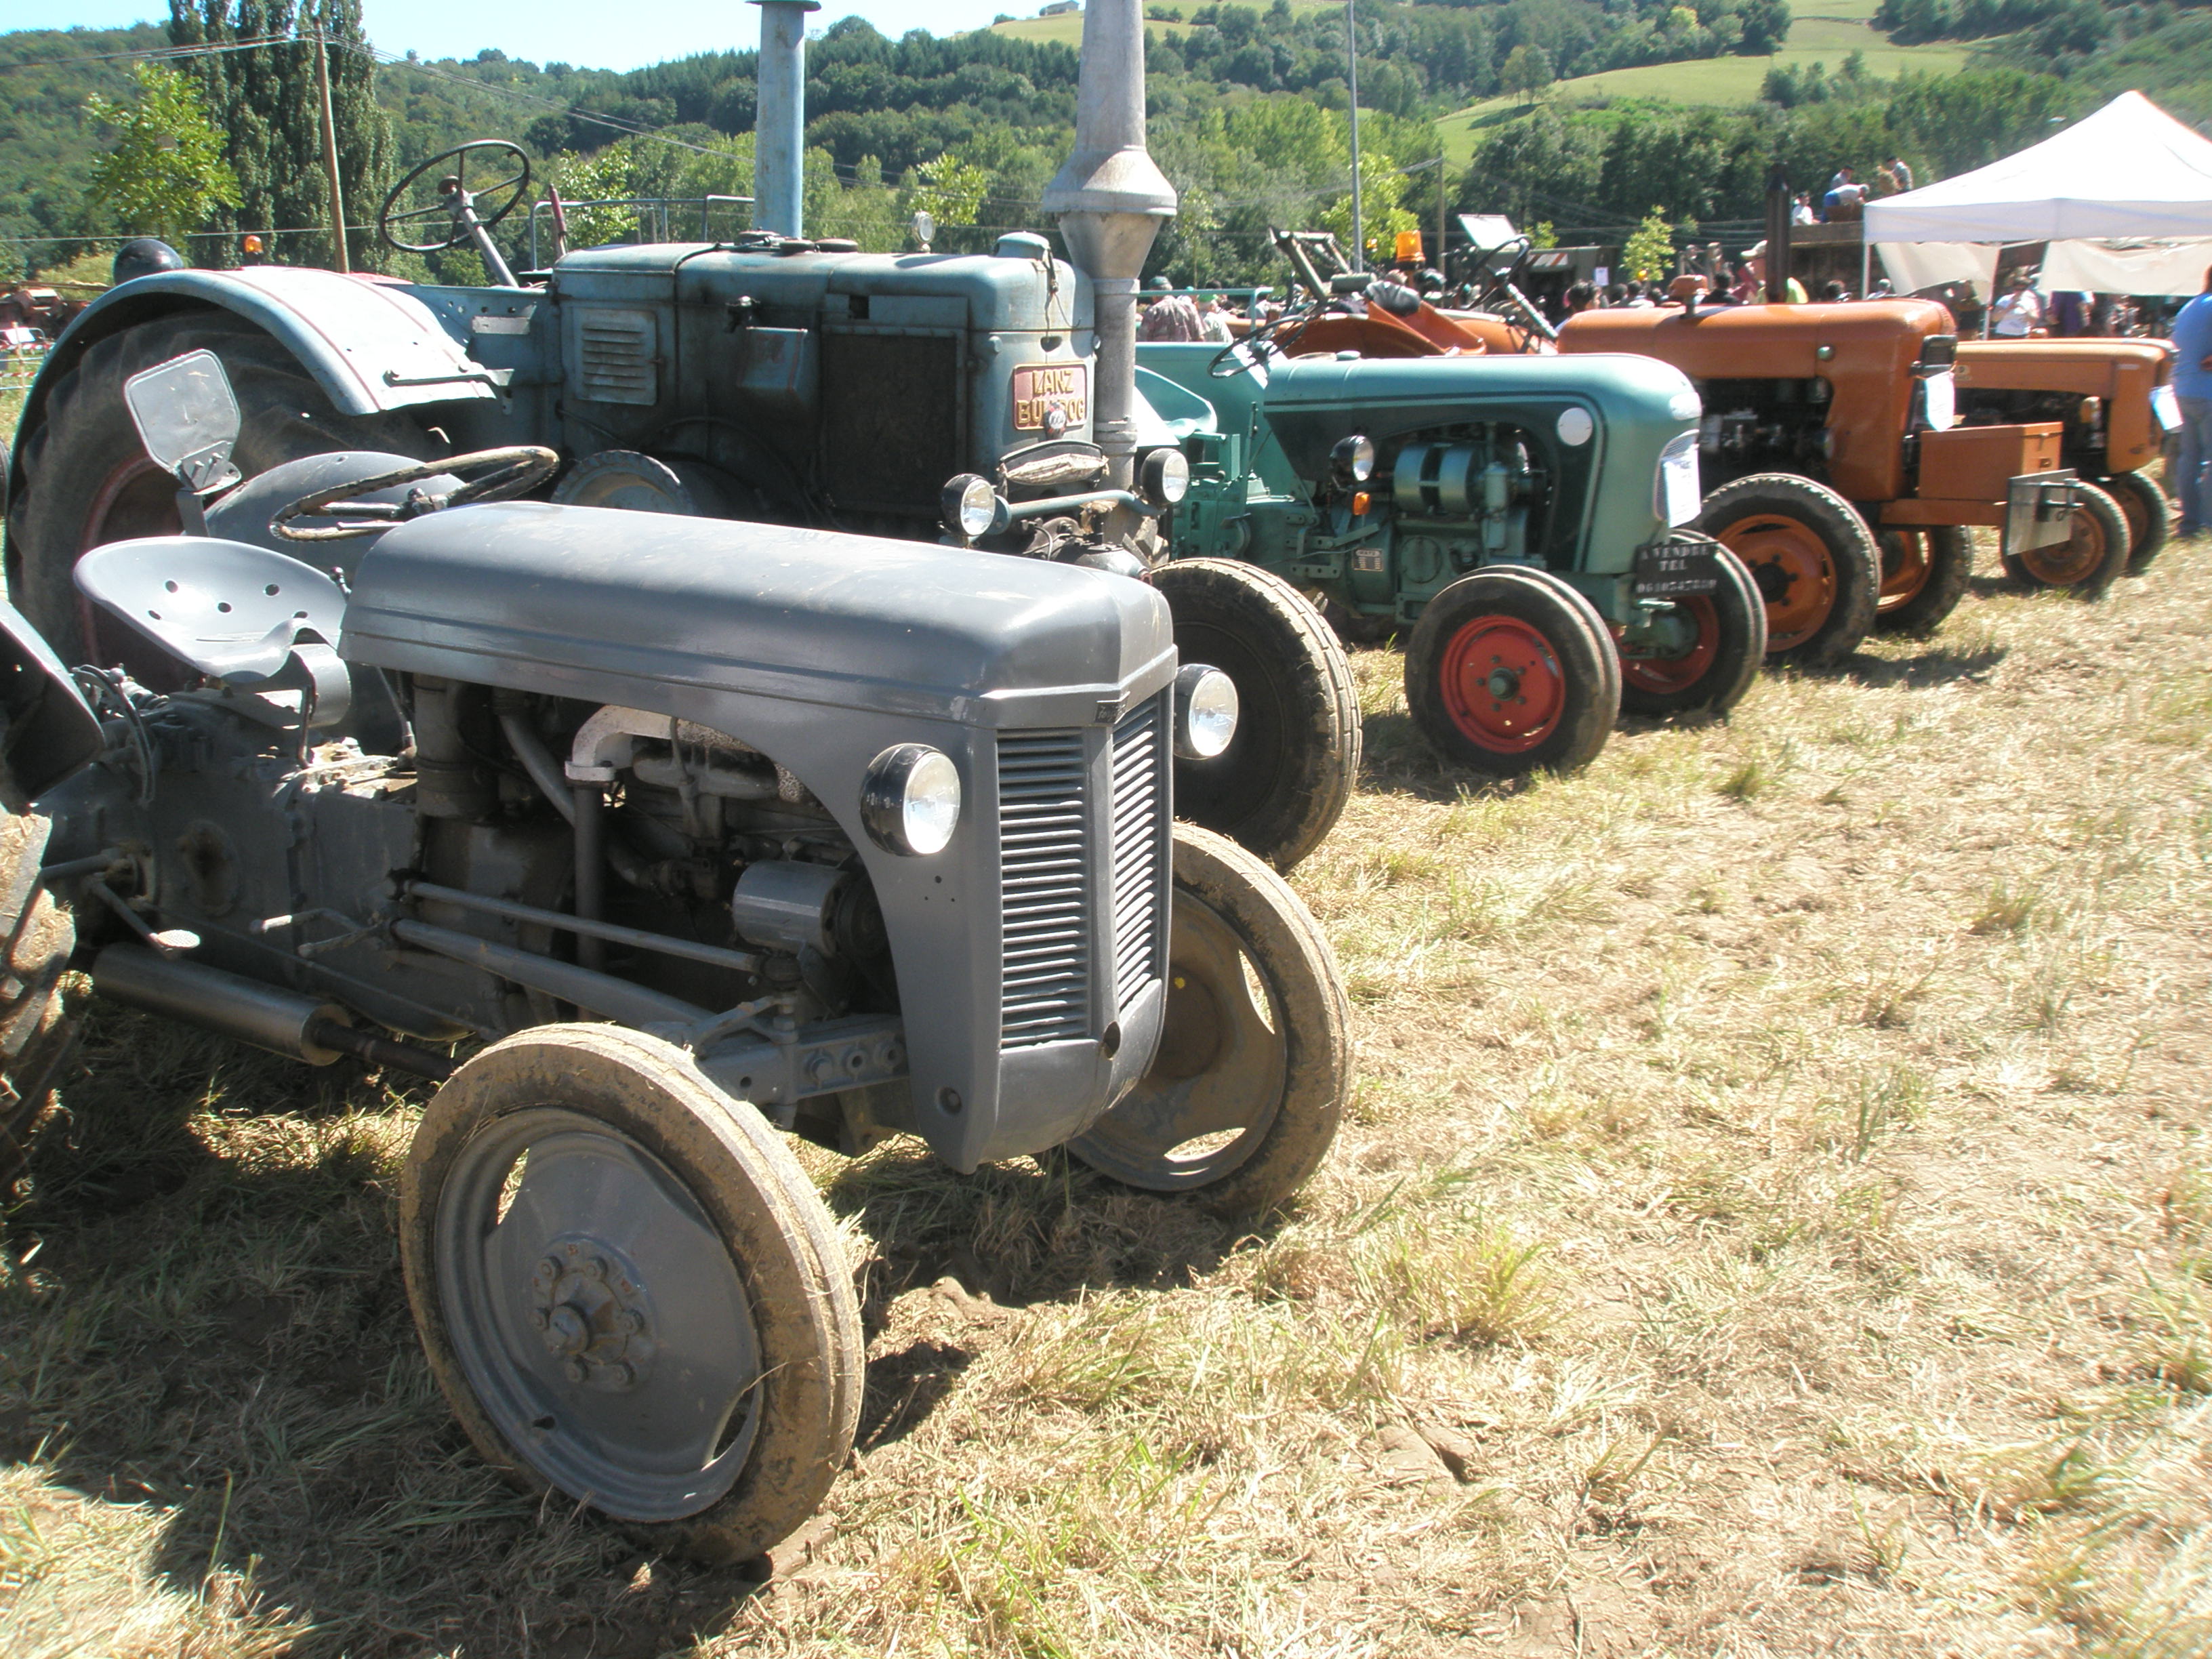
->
[313,27,350,272]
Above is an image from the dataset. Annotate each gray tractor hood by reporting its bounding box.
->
[342,501,1169,731]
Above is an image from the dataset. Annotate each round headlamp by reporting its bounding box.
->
[1330,434,1376,485]
[861,744,962,857]
[941,473,1002,541]
[1173,663,1240,760]
[1140,447,1191,508]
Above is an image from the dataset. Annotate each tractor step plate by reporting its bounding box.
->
[1632,539,1723,598]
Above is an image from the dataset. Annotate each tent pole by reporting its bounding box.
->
[1860,234,1870,298]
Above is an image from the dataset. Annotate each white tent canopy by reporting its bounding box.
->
[2039,237,2212,295]
[1864,91,2212,243]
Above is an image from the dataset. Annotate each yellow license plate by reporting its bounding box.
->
[1012,363,1088,430]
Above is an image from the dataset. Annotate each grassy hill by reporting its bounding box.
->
[1441,0,1975,165]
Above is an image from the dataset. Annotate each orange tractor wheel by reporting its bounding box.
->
[1872,525,1973,638]
[2098,471,2169,574]
[1695,474,1880,670]
[2002,481,2130,600]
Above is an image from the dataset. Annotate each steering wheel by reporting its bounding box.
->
[1208,304,1317,379]
[271,447,560,541]
[380,141,532,254]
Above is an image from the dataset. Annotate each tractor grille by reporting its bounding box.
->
[571,306,658,405]
[998,729,1091,1047]
[1109,694,1168,1015]
[996,695,1170,1049]
[819,330,960,513]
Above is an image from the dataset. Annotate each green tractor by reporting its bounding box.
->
[1137,325,1765,778]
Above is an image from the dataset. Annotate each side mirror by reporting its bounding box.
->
[123,350,243,495]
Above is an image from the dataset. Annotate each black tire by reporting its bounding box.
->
[2001,480,2130,600]
[2101,470,2171,574]
[7,314,432,663]
[400,1025,862,1565]
[1151,558,1359,873]
[0,748,83,1189]
[1065,824,1347,1218]
[1872,525,1973,637]
[1617,544,1767,718]
[1696,473,1880,669]
[1404,566,1620,776]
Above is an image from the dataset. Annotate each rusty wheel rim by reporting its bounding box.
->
[79,453,184,668]
[1437,614,1566,754]
[2020,507,2108,587]
[1719,512,1835,651]
[1618,596,1719,695]
[1877,530,1932,613]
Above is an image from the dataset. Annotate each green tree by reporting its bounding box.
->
[167,0,394,270]
[83,62,240,247]
[1500,43,1555,106]
[1620,206,1675,282]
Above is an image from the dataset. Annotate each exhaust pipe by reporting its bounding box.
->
[93,945,454,1080]
[751,0,818,239]
[1040,0,1178,487]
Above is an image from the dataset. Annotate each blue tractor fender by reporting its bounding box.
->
[9,267,516,514]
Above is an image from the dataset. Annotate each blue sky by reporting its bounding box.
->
[7,0,1029,70]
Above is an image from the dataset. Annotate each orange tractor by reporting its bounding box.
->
[1558,297,2110,661]
[1952,337,2177,581]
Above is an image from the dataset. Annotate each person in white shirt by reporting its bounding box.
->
[1198,295,1234,344]
[1991,274,2045,337]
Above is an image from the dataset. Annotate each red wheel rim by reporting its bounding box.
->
[1877,530,1931,611]
[1718,511,1835,651]
[1437,614,1566,754]
[1618,596,1719,695]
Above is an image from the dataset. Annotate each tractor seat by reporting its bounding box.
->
[74,536,349,692]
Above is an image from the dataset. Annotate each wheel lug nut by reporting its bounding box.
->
[582,1256,607,1281]
[531,1308,549,1330]
[626,1309,648,1334]
[605,1361,636,1388]
[537,1256,563,1282]
[563,1358,587,1383]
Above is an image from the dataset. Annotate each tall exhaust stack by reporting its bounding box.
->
[751,0,818,239]
[1041,0,1177,487]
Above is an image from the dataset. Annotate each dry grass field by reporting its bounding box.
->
[3,525,2210,1658]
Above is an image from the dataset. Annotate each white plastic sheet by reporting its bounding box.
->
[2038,238,2212,297]
[1875,241,2000,303]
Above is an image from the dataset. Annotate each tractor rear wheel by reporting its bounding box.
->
[1616,545,1766,719]
[2002,480,2130,600]
[2100,470,2170,573]
[7,314,433,663]
[1406,566,1620,777]
[0,749,83,1190]
[1696,474,1880,669]
[1152,559,1360,873]
[1873,525,1973,636]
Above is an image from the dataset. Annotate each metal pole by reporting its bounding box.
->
[750,0,820,239]
[314,28,349,272]
[1346,0,1363,271]
[1436,153,1446,273]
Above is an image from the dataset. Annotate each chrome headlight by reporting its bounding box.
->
[1140,447,1190,508]
[1330,433,1376,485]
[1655,430,1702,527]
[861,744,962,856]
[1919,368,1957,432]
[940,473,1002,540]
[1173,663,1240,760]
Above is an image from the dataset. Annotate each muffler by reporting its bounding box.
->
[92,945,454,1079]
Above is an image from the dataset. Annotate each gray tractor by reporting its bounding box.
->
[0,345,1349,1561]
[3,0,1357,872]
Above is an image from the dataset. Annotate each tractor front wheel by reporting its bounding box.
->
[1406,567,1620,777]
[401,1025,863,1565]
[1873,525,1973,637]
[1696,474,1880,669]
[2003,480,2130,600]
[2100,470,2170,574]
[1616,545,1767,720]
[1064,825,1347,1218]
[1152,559,1360,873]
[7,314,432,664]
